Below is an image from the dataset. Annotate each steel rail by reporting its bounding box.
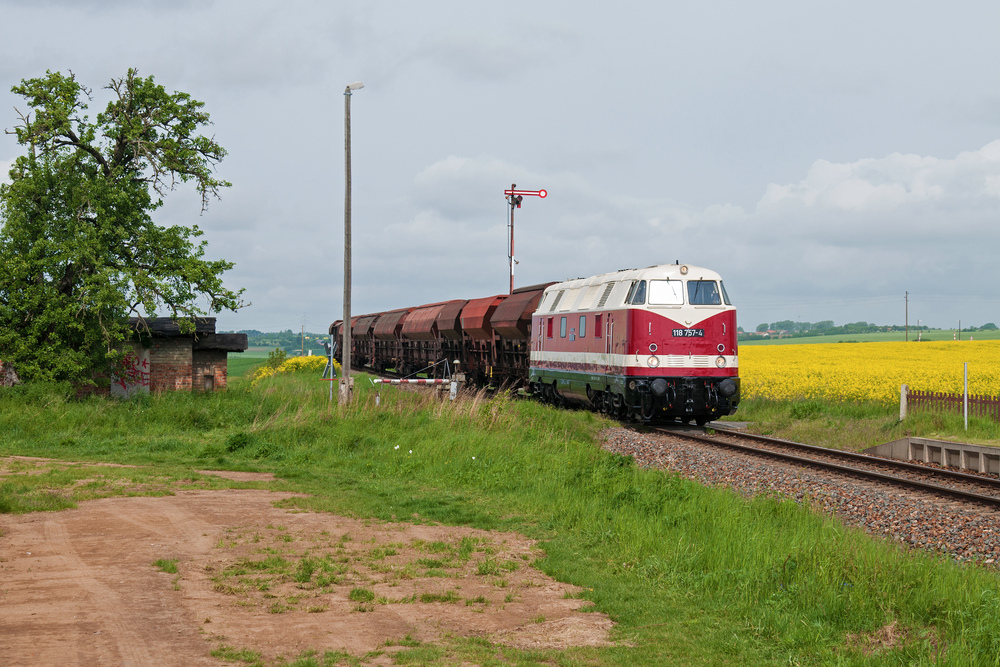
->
[706,424,1000,489]
[653,427,1000,508]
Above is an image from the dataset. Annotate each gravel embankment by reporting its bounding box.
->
[601,427,1000,565]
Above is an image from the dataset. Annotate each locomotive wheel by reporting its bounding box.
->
[695,416,710,426]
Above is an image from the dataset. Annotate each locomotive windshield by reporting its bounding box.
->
[687,280,722,305]
[648,280,684,305]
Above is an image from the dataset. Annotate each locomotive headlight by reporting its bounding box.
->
[715,355,726,368]
[647,356,660,368]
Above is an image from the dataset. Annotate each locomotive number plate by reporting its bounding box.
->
[672,328,704,337]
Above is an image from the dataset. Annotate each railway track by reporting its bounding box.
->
[653,425,1000,509]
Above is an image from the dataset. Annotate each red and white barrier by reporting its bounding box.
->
[371,377,460,405]
[371,378,452,385]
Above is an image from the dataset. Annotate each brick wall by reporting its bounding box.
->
[193,350,229,391]
[149,338,193,391]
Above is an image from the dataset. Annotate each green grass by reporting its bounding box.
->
[227,355,267,378]
[348,587,375,603]
[3,375,1000,664]
[153,558,179,574]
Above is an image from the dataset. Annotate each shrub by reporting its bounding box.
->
[249,353,339,387]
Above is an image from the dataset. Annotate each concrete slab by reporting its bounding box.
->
[709,421,749,431]
[866,437,1000,476]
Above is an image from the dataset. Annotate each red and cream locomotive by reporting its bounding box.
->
[528,263,740,423]
[331,262,740,424]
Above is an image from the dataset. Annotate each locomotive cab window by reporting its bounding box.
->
[625,280,646,305]
[648,280,684,305]
[720,281,732,306]
[687,280,722,305]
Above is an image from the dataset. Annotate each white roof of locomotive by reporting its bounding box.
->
[544,264,723,293]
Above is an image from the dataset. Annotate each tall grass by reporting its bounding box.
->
[2,376,1000,664]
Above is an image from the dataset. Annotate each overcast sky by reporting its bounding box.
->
[2,0,999,332]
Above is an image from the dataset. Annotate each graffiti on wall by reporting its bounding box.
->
[111,347,151,398]
[0,359,19,388]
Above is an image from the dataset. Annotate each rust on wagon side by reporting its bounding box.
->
[461,295,507,341]
[402,301,464,341]
[491,283,554,340]
[436,300,469,340]
[373,309,412,341]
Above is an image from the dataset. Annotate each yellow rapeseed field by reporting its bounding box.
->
[249,354,338,387]
[739,341,1000,404]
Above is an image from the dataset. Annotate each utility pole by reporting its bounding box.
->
[340,81,364,405]
[905,291,908,341]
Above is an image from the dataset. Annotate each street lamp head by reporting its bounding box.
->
[345,81,365,93]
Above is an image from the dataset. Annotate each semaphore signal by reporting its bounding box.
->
[504,183,547,294]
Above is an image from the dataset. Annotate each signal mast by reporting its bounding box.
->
[504,184,547,294]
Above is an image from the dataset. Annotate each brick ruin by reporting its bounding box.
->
[110,318,248,396]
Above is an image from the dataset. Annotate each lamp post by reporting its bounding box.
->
[340,81,363,405]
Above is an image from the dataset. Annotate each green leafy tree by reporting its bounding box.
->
[0,69,245,383]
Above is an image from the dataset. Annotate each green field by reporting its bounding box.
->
[2,375,1000,664]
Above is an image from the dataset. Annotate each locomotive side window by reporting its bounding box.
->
[631,280,646,305]
[560,317,567,338]
[626,280,647,305]
[595,314,603,338]
[688,280,722,305]
[720,281,732,305]
[579,315,586,338]
[648,280,684,305]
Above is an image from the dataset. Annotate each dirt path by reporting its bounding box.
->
[0,487,612,665]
